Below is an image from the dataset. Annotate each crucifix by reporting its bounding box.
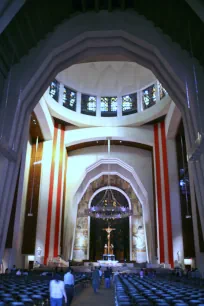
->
[103,225,116,255]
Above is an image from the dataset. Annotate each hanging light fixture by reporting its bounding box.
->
[28,136,39,217]
[84,137,132,219]
[85,188,132,219]
[180,134,191,219]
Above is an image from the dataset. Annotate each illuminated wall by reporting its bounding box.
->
[73,175,147,262]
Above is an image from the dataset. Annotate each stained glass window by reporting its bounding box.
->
[158,81,168,100]
[142,84,156,110]
[101,97,117,117]
[81,94,97,116]
[49,79,59,102]
[63,86,76,111]
[122,93,137,115]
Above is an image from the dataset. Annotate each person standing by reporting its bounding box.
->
[64,268,75,305]
[50,274,67,306]
[99,268,103,282]
[104,267,111,288]
[92,267,100,293]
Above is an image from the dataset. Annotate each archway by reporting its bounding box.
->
[90,189,130,261]
[0,10,204,263]
[72,175,148,263]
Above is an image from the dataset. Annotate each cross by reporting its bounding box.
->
[103,225,116,255]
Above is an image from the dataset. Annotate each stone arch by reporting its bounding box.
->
[64,157,153,262]
[1,10,204,261]
[72,176,148,263]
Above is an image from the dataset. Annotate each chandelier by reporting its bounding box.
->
[84,137,132,220]
[85,188,132,219]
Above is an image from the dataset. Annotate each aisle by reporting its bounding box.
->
[71,284,115,306]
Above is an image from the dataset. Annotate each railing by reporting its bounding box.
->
[48,79,168,118]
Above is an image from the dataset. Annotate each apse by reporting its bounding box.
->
[72,175,147,263]
[89,189,130,261]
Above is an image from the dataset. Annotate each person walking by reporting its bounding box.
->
[104,267,111,288]
[92,267,100,293]
[99,268,103,286]
[64,268,75,306]
[50,274,67,306]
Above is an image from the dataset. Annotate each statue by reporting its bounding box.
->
[104,244,108,254]
[110,244,114,255]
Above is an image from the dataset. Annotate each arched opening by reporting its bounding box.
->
[72,173,148,263]
[89,189,130,261]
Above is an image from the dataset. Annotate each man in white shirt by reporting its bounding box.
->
[50,274,67,306]
[64,268,75,305]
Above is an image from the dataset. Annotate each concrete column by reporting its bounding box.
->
[166,138,184,266]
[188,162,204,275]
[96,95,101,117]
[0,152,18,262]
[58,83,64,105]
[117,96,122,118]
[76,92,81,113]
[35,140,53,264]
[137,90,143,112]
[155,81,160,102]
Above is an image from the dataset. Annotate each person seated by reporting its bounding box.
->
[11,265,17,273]
[16,269,21,276]
[5,268,10,274]
[139,268,144,278]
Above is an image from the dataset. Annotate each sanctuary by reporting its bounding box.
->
[1,3,204,276]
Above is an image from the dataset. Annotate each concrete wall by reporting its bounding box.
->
[64,145,154,260]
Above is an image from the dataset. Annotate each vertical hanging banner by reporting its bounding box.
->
[44,122,65,264]
[154,122,173,267]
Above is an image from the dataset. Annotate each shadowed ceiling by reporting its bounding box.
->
[0,0,203,79]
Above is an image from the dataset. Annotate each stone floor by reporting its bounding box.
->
[72,284,115,306]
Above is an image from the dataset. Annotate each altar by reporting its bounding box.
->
[97,259,119,266]
[103,254,115,261]
[102,225,116,262]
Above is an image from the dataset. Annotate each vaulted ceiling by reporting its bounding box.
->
[0,0,203,79]
[57,62,156,96]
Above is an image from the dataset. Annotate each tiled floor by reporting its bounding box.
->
[72,284,115,306]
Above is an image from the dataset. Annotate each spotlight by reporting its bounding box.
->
[27,213,33,217]
[185,215,192,219]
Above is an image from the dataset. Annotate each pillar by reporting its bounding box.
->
[166,138,184,266]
